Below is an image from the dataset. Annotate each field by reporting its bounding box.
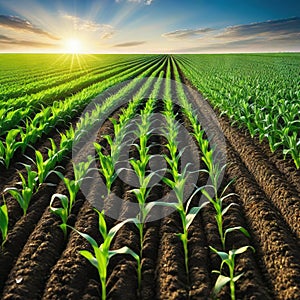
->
[0,53,299,300]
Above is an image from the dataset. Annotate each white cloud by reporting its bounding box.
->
[162,28,214,40]
[116,0,154,5]
[166,17,300,53]
[0,15,59,40]
[63,15,115,39]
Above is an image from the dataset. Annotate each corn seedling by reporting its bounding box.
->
[35,150,59,186]
[49,193,69,238]
[53,156,93,216]
[4,164,38,215]
[0,129,21,169]
[0,197,8,248]
[94,139,120,195]
[200,169,250,250]
[210,246,255,300]
[73,210,140,300]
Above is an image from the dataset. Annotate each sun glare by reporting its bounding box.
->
[65,38,83,54]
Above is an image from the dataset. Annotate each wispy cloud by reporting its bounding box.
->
[63,15,115,39]
[216,17,300,40]
[113,41,146,47]
[165,17,300,52]
[0,33,57,48]
[162,28,214,40]
[115,0,154,5]
[0,15,59,40]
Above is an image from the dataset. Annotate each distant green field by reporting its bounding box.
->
[176,53,300,167]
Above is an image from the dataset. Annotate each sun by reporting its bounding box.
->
[65,38,83,54]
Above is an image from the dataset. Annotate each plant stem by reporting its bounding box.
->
[101,278,106,300]
[229,265,236,300]
[179,208,190,286]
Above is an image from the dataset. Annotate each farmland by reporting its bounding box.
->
[0,53,299,300]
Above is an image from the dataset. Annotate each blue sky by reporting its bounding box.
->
[0,0,299,53]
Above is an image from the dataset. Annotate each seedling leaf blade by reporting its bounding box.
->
[214,274,231,295]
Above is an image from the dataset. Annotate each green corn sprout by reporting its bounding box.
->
[35,150,58,186]
[49,193,69,238]
[201,169,250,250]
[4,164,38,215]
[47,138,59,159]
[54,157,93,216]
[94,142,118,195]
[0,129,21,169]
[0,197,8,248]
[73,210,140,300]
[151,183,208,286]
[210,245,255,300]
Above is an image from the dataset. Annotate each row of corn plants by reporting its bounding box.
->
[0,127,75,247]
[172,57,254,300]
[152,58,208,289]
[175,54,300,168]
[127,70,166,293]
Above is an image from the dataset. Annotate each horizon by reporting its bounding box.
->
[0,0,299,54]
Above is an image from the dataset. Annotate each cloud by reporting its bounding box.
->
[63,15,115,39]
[116,0,154,5]
[216,17,300,40]
[162,28,214,40]
[166,17,300,52]
[0,33,57,48]
[113,41,146,47]
[0,15,59,40]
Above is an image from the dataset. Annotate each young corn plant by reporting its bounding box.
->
[4,164,38,215]
[73,210,140,300]
[94,108,138,195]
[94,139,120,195]
[200,165,250,251]
[0,198,8,248]
[35,150,59,186]
[0,129,21,169]
[50,157,93,237]
[49,193,69,238]
[210,246,255,300]
[54,156,93,216]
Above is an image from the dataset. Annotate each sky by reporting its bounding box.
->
[0,0,299,53]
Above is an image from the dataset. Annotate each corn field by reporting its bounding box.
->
[0,53,299,300]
